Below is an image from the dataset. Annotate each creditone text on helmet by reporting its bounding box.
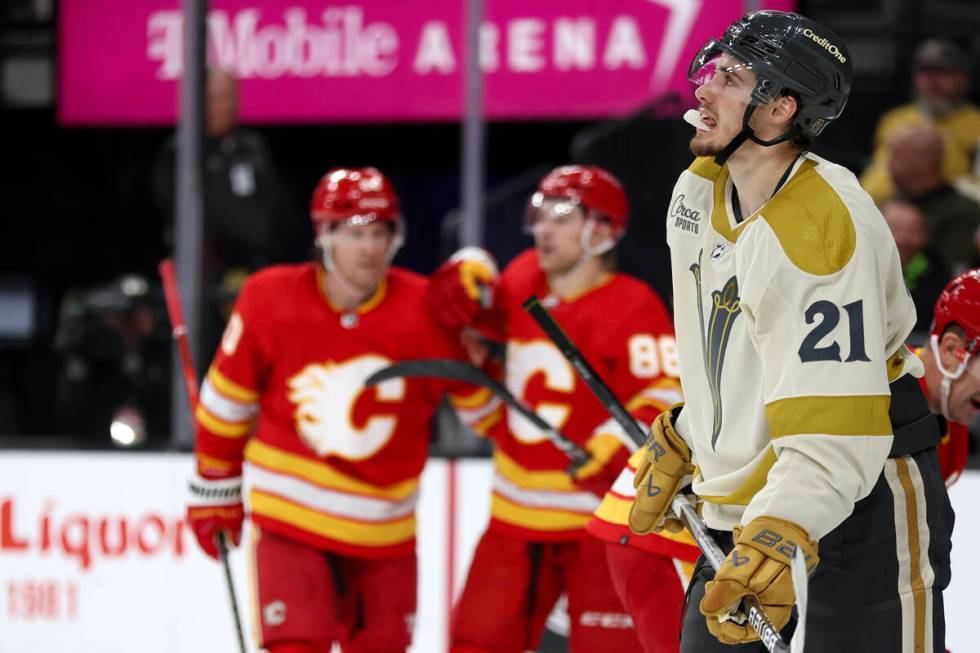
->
[801,27,847,64]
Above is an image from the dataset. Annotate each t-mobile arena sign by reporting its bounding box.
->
[59,0,794,125]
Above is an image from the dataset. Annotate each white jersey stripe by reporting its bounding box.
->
[201,377,259,423]
[455,396,503,429]
[244,463,418,523]
[672,558,690,592]
[492,473,600,513]
[611,466,638,498]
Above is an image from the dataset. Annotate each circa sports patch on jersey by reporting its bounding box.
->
[669,193,703,234]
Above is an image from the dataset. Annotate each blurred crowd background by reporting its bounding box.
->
[0,0,978,463]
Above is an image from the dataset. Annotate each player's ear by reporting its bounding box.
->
[938,331,967,368]
[590,219,613,243]
[768,94,797,128]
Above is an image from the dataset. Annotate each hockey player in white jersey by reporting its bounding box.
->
[629,10,953,652]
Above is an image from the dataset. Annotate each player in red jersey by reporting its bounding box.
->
[918,268,980,487]
[185,167,481,653]
[429,165,693,653]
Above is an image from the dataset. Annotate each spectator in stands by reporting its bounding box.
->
[153,68,294,280]
[153,67,302,357]
[861,38,980,205]
[53,275,171,445]
[888,124,980,273]
[883,198,950,339]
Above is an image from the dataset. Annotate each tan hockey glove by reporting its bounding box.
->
[627,403,693,535]
[700,516,819,645]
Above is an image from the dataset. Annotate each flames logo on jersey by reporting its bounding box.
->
[506,340,575,444]
[287,355,405,460]
[690,261,742,450]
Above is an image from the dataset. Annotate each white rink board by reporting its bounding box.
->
[0,453,975,652]
[0,452,489,653]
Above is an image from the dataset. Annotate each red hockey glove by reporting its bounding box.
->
[700,516,819,645]
[572,418,635,497]
[186,472,244,561]
[427,247,498,331]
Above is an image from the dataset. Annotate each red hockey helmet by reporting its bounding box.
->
[310,167,401,233]
[528,165,630,237]
[931,268,980,356]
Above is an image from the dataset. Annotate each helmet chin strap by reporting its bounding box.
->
[929,334,971,420]
[560,218,615,278]
[580,218,615,257]
[713,103,797,166]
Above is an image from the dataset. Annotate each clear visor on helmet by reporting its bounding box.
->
[689,42,754,91]
[688,40,778,105]
[524,193,586,234]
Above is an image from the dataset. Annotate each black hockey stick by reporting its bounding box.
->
[523,295,804,653]
[522,296,647,448]
[365,359,591,469]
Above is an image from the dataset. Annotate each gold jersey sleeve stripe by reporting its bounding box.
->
[196,452,238,473]
[765,395,892,438]
[249,489,416,546]
[449,386,494,410]
[699,446,778,506]
[245,439,418,501]
[624,396,670,414]
[208,367,260,403]
[494,449,578,491]
[469,409,503,437]
[195,404,253,438]
[490,494,592,531]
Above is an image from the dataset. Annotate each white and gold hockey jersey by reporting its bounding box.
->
[666,154,920,540]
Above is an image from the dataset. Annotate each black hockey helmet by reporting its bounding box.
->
[689,11,853,161]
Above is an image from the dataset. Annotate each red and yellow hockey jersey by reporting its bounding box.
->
[194,262,476,559]
[478,249,681,541]
[586,438,701,562]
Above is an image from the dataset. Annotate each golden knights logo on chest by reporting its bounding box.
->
[690,254,742,450]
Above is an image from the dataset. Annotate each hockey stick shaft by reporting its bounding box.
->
[671,495,790,653]
[158,259,248,653]
[365,359,591,468]
[159,259,200,407]
[522,296,647,448]
[523,296,790,652]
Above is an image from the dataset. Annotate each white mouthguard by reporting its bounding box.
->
[683,109,710,132]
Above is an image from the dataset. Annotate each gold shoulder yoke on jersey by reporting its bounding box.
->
[758,159,856,276]
[687,157,723,181]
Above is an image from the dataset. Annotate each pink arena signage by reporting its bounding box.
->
[59,0,795,125]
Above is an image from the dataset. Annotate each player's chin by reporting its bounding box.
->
[352,267,387,291]
[689,133,721,158]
